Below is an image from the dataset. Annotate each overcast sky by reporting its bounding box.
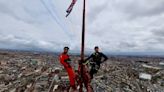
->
[0,0,164,54]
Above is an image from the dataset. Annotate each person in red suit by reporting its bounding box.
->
[59,47,77,91]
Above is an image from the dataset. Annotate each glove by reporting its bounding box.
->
[64,59,71,63]
[67,64,72,68]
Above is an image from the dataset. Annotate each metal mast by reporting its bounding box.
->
[81,0,86,61]
[79,0,86,91]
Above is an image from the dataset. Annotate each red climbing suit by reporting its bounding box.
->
[59,53,76,89]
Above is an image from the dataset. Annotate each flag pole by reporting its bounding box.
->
[79,0,86,91]
[81,0,85,61]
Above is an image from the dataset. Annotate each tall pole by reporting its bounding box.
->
[81,0,85,61]
[80,0,93,91]
[79,0,86,91]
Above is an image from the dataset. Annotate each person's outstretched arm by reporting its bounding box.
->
[83,54,93,63]
[101,53,108,62]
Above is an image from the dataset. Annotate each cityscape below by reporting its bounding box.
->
[0,49,164,92]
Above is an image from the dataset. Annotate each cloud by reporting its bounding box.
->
[0,34,73,52]
[88,1,109,23]
[152,28,164,37]
[0,0,164,54]
[114,0,164,19]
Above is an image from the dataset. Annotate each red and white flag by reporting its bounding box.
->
[66,0,77,17]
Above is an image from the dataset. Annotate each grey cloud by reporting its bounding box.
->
[1,0,164,53]
[150,28,164,43]
[88,1,109,23]
[152,28,164,37]
[0,34,64,52]
[0,1,45,25]
[119,41,137,49]
[117,0,164,19]
[155,37,164,44]
[0,2,20,20]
